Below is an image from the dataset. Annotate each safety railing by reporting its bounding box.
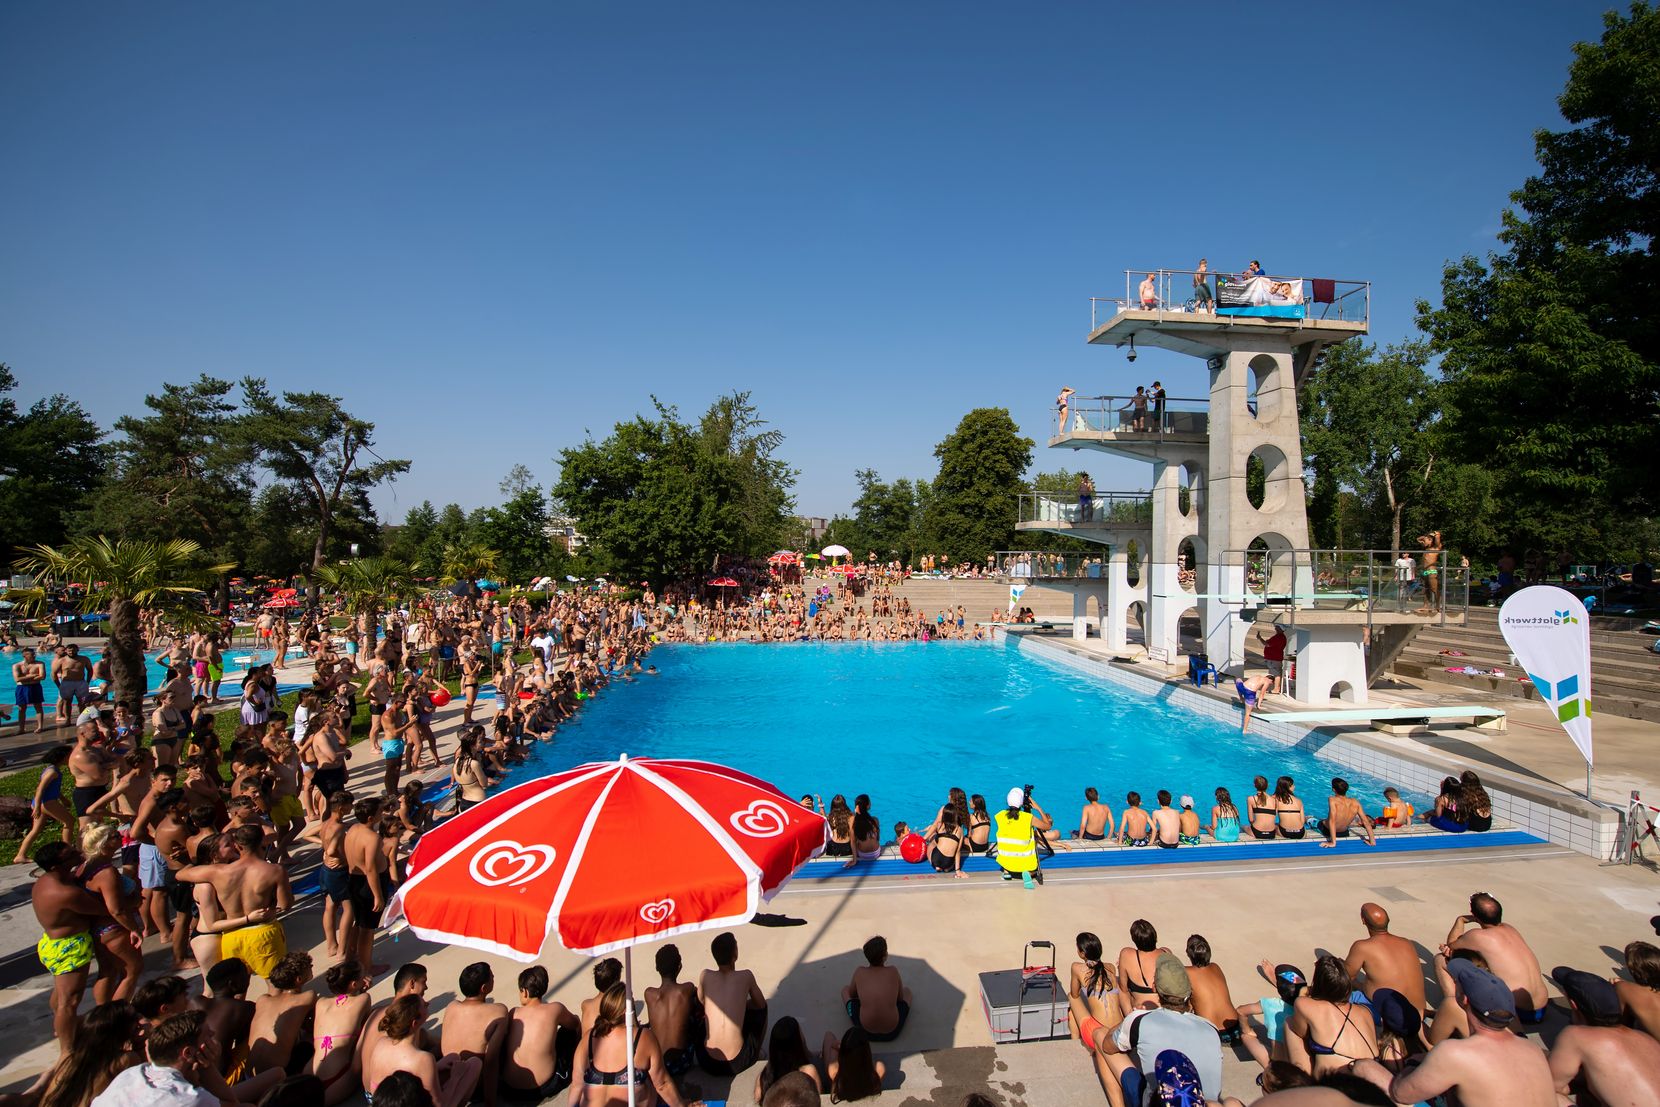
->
[1060,393,1209,438]
[1216,547,1470,634]
[993,550,1112,581]
[1091,269,1370,329]
[1018,491,1152,527]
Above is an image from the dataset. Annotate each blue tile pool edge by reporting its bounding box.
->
[793,829,1548,881]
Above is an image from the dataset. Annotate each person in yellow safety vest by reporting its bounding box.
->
[994,786,1053,889]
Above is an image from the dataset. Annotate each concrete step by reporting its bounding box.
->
[1389,656,1660,723]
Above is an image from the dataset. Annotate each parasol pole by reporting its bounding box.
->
[624,945,638,1107]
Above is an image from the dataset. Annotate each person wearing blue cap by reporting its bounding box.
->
[1546,966,1660,1106]
[1353,957,1555,1107]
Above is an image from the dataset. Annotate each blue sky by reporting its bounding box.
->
[0,2,1611,520]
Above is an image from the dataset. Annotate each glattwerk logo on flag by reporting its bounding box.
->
[1499,585,1593,768]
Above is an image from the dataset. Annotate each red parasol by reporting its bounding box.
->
[708,577,741,588]
[262,597,302,609]
[386,756,825,1105]
[388,756,824,957]
[830,564,859,576]
[766,551,800,566]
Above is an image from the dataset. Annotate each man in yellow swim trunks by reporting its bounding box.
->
[31,841,111,1054]
[176,823,293,978]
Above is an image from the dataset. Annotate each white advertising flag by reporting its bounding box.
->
[1499,585,1593,768]
[1008,583,1027,614]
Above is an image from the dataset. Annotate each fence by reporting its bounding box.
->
[1091,268,1370,330]
[1017,491,1152,527]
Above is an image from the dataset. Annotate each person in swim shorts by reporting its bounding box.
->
[1236,674,1272,733]
[175,823,293,979]
[31,841,110,1054]
[53,645,94,729]
[13,647,48,735]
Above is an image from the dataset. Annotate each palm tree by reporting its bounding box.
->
[12,537,234,709]
[310,556,417,658]
[440,542,500,586]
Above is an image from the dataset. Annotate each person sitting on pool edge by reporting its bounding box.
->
[1119,792,1153,847]
[1237,674,1272,733]
[1319,778,1377,848]
[842,936,912,1043]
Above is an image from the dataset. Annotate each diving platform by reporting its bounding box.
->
[1257,705,1507,733]
[1013,491,1152,546]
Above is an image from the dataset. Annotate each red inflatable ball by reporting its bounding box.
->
[899,833,927,864]
[428,687,452,708]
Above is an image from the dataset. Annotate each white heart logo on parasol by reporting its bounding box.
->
[729,799,789,839]
[469,840,557,888]
[639,898,676,926]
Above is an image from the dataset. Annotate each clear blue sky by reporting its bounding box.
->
[0,2,1611,520]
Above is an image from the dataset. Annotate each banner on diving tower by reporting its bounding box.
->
[1008,583,1027,614]
[1499,586,1593,768]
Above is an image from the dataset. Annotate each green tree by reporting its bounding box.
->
[845,469,922,562]
[386,500,439,565]
[1418,4,1660,554]
[554,393,796,582]
[12,538,231,707]
[1302,341,1444,558]
[474,488,561,584]
[919,408,1033,562]
[0,365,105,567]
[81,375,256,601]
[238,381,410,572]
[440,541,500,585]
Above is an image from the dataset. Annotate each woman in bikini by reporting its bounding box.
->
[928,809,967,877]
[77,821,143,1002]
[845,794,881,869]
[1247,775,1278,840]
[569,982,689,1107]
[1067,931,1120,1049]
[1425,776,1465,832]
[1115,919,1169,1018]
[921,787,971,844]
[1287,956,1378,1077]
[459,640,483,726]
[310,959,372,1105]
[824,795,854,858]
[1272,776,1306,839]
[966,793,993,853]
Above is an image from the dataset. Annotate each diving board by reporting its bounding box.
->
[1259,705,1506,733]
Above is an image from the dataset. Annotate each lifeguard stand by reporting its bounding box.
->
[1018,268,1417,704]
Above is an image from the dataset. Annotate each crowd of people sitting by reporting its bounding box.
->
[812,769,1490,881]
[1061,892,1660,1107]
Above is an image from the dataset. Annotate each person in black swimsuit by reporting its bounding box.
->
[1247,775,1278,840]
[1117,919,1167,1017]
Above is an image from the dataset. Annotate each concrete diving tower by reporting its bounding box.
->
[1022,268,1463,705]
[1009,492,1152,647]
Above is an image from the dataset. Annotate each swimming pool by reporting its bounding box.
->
[502,641,1428,832]
[1,647,279,705]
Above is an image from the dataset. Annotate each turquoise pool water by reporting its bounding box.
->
[2,648,279,705]
[503,641,1427,832]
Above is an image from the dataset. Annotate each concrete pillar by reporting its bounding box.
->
[1072,590,1089,641]
[1104,547,1131,646]
[1290,624,1369,705]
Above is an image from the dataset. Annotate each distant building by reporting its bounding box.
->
[798,516,829,542]
[546,515,586,553]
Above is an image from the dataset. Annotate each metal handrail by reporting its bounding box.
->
[1215,547,1471,641]
[1092,268,1371,329]
[1059,393,1209,438]
[1018,491,1152,526]
[993,550,1114,581]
